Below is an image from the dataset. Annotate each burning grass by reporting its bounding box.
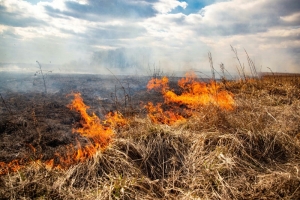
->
[0,74,300,199]
[145,72,235,125]
[0,92,127,174]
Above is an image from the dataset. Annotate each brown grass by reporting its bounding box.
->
[1,77,300,199]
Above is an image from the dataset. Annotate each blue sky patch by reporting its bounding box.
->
[171,0,208,15]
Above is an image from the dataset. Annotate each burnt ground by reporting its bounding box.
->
[0,93,79,164]
[0,72,182,169]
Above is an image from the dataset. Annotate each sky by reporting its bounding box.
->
[0,0,299,75]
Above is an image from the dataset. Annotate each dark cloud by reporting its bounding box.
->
[44,0,158,21]
[44,6,73,19]
[221,22,271,36]
[190,19,270,37]
[288,47,300,64]
[276,0,300,16]
[0,5,45,27]
[266,32,300,43]
[253,0,300,27]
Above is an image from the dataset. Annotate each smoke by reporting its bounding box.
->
[87,46,213,76]
[90,47,151,75]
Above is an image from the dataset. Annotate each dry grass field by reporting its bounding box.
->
[0,72,300,199]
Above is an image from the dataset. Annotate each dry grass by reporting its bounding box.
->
[1,77,300,199]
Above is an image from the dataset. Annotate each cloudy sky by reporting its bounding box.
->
[0,0,299,75]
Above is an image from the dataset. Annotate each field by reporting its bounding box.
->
[0,72,300,199]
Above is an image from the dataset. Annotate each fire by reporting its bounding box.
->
[0,93,127,174]
[164,80,234,110]
[146,72,235,124]
[0,73,233,175]
[50,92,118,169]
[104,111,127,128]
[145,102,186,125]
[67,93,114,149]
[48,93,128,169]
[45,159,54,170]
[0,160,22,175]
[147,76,169,92]
[0,144,38,175]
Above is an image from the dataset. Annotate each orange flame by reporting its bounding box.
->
[104,111,127,128]
[49,93,127,169]
[145,102,186,125]
[0,93,127,174]
[146,72,235,124]
[45,159,54,170]
[0,160,23,175]
[67,93,114,149]
[48,92,116,169]
[147,76,169,92]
